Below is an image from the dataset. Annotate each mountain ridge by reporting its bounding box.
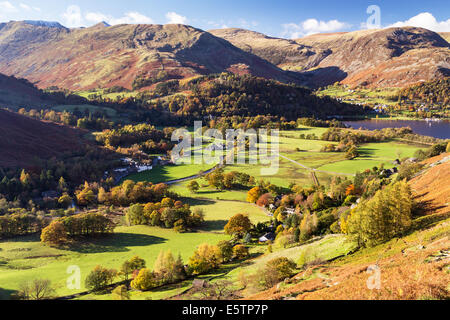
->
[211,26,450,88]
[0,21,300,91]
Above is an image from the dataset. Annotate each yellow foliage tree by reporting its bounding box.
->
[40,221,68,247]
[188,243,222,275]
[347,180,412,247]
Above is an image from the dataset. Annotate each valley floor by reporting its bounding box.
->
[0,126,445,300]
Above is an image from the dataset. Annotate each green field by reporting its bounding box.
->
[166,126,425,200]
[316,141,422,174]
[0,226,228,298]
[317,86,400,106]
[124,162,217,184]
[187,199,270,232]
[76,90,139,101]
[52,104,118,117]
[171,182,250,202]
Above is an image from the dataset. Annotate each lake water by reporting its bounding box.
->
[344,119,450,139]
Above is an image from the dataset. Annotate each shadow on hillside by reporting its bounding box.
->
[199,220,229,232]
[301,66,348,88]
[357,147,377,158]
[67,233,167,254]
[181,197,216,206]
[0,234,41,243]
[412,194,448,217]
[0,288,16,300]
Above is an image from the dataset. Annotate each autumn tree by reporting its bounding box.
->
[40,221,68,247]
[130,268,157,291]
[246,186,263,203]
[120,256,146,282]
[76,182,96,206]
[345,144,359,160]
[153,250,186,284]
[188,243,222,275]
[261,257,297,288]
[232,245,249,260]
[299,210,318,241]
[224,214,252,238]
[256,193,273,207]
[194,280,235,300]
[347,180,413,247]
[58,194,73,208]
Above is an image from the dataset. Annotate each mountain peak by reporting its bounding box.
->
[91,21,111,28]
[22,20,66,28]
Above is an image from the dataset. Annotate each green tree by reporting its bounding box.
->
[85,266,117,293]
[217,240,234,262]
[126,204,145,225]
[187,180,200,193]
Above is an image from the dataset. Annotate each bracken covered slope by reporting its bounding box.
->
[211,27,450,88]
[409,153,450,216]
[0,109,86,167]
[0,21,299,91]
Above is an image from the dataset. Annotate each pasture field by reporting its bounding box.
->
[317,86,399,106]
[52,104,118,117]
[171,182,250,202]
[124,162,217,184]
[316,141,422,174]
[76,90,139,101]
[187,199,270,232]
[0,226,228,297]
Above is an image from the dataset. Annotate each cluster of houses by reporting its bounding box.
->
[105,156,173,185]
[258,195,296,243]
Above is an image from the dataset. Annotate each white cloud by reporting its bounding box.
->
[387,12,450,32]
[237,19,259,29]
[111,12,153,25]
[62,5,83,28]
[166,12,187,24]
[19,3,31,11]
[0,1,17,13]
[282,18,351,38]
[61,4,154,28]
[85,11,153,25]
[85,12,109,24]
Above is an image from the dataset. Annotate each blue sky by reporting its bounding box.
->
[0,0,449,37]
